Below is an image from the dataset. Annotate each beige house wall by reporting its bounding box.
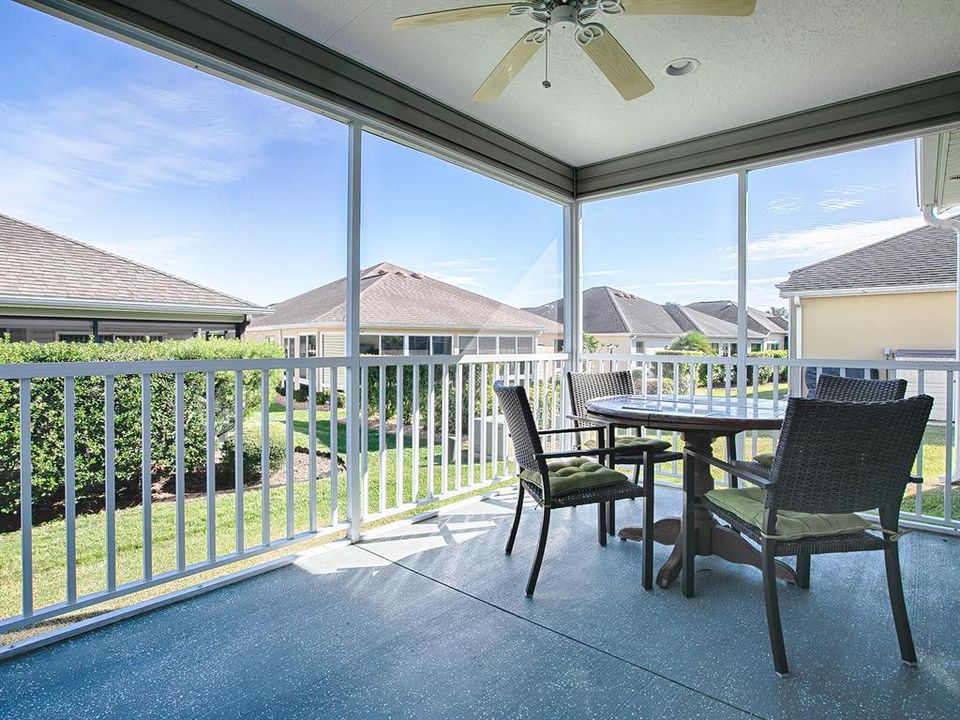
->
[798,291,956,360]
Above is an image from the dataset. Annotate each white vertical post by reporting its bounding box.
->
[411,365,420,501]
[285,368,295,539]
[205,372,216,562]
[308,366,318,532]
[441,363,450,493]
[345,120,363,542]
[175,373,186,571]
[19,379,32,617]
[480,365,488,484]
[427,362,436,498]
[141,374,153,579]
[563,201,582,371]
[468,362,476,486]
[329,369,339,525]
[455,363,463,491]
[378,364,386,512]
[233,370,243,554]
[736,169,748,409]
[104,375,116,590]
[395,364,404,507]
[261,370,271,546]
[65,377,77,602]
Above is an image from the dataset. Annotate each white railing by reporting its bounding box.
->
[582,353,960,533]
[0,353,567,636]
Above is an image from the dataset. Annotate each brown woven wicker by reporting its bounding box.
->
[493,381,648,596]
[692,394,934,676]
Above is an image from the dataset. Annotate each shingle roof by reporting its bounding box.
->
[777,224,956,294]
[250,262,561,333]
[526,287,764,339]
[0,213,261,311]
[686,300,787,335]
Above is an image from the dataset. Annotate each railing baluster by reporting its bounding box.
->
[261,371,271,546]
[142,374,153,578]
[455,363,463,491]
[468,362,476,486]
[204,373,215,562]
[657,362,664,398]
[378,364,387,513]
[329,369,339,525]
[65,377,77,602]
[480,364,488,484]
[175,373,186,571]
[539,360,548,430]
[491,362,500,479]
[427,363,436,498]
[233,370,243,554]
[412,365,420,501]
[285,368,295,539]
[360,367,369,516]
[395,364,404,507]
[19,379,32,618]
[309,367,318,533]
[915,370,925,516]
[706,363,714,411]
[441,363,450,494]
[945,370,954,523]
[105,375,116,590]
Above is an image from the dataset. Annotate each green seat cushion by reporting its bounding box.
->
[754,452,775,467]
[705,486,872,541]
[583,434,672,454]
[520,457,628,497]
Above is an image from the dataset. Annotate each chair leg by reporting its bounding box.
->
[795,551,811,590]
[598,502,607,546]
[884,540,917,665]
[642,454,655,591]
[607,500,616,537]
[505,483,525,555]
[681,457,696,598]
[762,539,789,676]
[526,507,551,597]
[726,434,738,489]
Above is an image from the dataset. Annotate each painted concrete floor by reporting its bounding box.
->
[1,486,958,720]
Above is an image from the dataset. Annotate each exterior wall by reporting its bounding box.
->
[798,291,956,360]
[0,315,239,342]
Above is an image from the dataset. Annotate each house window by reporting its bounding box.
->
[57,334,90,343]
[554,339,564,353]
[101,334,149,342]
[459,336,477,354]
[283,337,295,358]
[498,336,517,354]
[359,334,380,355]
[410,336,431,355]
[381,335,404,356]
[431,336,452,355]
[750,343,763,353]
[478,337,497,354]
[517,337,534,354]
[631,339,645,354]
[768,342,780,350]
[710,343,720,354]
[298,334,318,378]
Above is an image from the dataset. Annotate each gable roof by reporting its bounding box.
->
[0,213,263,315]
[527,287,765,339]
[250,262,561,333]
[687,300,788,335]
[777,224,956,295]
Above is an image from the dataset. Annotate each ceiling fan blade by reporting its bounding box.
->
[472,32,543,102]
[580,29,654,101]
[393,3,519,31]
[619,0,756,16]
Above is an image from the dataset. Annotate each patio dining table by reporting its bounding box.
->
[583,395,798,591]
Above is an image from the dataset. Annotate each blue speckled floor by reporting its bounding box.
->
[2,486,958,720]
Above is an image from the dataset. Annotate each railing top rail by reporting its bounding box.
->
[0,352,571,380]
[580,353,960,372]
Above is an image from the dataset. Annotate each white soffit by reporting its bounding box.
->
[236,0,960,166]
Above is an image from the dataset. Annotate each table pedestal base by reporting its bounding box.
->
[619,518,798,587]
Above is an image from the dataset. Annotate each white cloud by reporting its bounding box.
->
[766,194,803,215]
[747,216,924,263]
[582,269,622,278]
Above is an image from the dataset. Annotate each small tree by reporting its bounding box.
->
[768,306,788,320]
[667,331,712,354]
[582,333,602,353]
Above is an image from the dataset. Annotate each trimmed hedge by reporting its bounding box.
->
[221,420,311,481]
[0,338,283,524]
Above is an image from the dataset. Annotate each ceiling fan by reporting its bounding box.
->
[393,0,756,102]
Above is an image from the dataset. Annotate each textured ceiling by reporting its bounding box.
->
[236,0,960,166]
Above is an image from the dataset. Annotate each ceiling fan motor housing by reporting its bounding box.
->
[548,2,578,31]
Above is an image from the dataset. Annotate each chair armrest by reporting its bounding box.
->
[535,448,616,461]
[683,447,773,489]
[537,426,603,437]
[565,413,601,425]
[909,476,923,485]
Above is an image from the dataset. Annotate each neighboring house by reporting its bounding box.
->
[778,223,956,421]
[686,301,789,351]
[245,261,562,385]
[0,214,267,342]
[526,287,767,354]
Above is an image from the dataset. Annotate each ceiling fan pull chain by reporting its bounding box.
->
[542,29,551,89]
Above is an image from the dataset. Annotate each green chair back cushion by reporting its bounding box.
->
[705,486,871,541]
[583,435,672,453]
[520,457,627,497]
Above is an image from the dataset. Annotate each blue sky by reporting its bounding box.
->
[0,1,925,313]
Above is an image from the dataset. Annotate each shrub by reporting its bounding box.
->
[667,331,713,354]
[0,337,283,523]
[220,421,287,481]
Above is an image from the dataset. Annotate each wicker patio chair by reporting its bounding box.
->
[683,394,933,676]
[493,381,648,597]
[751,375,907,589]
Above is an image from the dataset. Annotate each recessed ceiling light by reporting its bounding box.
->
[664,58,701,77]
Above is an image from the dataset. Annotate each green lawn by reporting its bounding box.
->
[0,404,504,623]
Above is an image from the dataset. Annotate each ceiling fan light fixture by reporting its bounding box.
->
[664,57,700,77]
